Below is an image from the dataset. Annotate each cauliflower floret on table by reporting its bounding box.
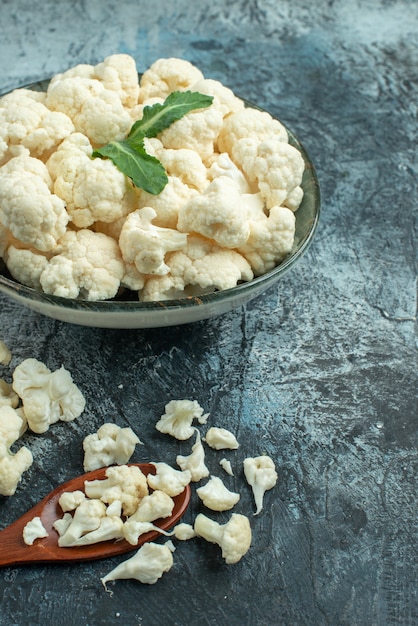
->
[217,107,288,155]
[194,512,252,564]
[140,235,253,301]
[0,88,75,165]
[101,541,175,588]
[46,133,138,228]
[0,154,69,252]
[176,429,210,482]
[138,57,204,102]
[147,462,191,498]
[196,475,240,512]
[39,229,125,301]
[12,357,86,434]
[243,455,278,515]
[155,398,209,440]
[0,405,33,496]
[119,207,188,276]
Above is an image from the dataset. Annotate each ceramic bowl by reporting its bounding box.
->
[0,81,320,328]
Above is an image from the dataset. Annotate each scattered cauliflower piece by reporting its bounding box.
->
[0,340,12,366]
[155,399,209,441]
[23,516,49,545]
[172,522,196,541]
[147,462,191,497]
[101,541,175,589]
[243,455,278,515]
[39,229,125,301]
[122,520,174,546]
[219,458,234,476]
[84,464,149,517]
[12,358,86,434]
[139,57,204,102]
[119,207,187,276]
[194,512,252,564]
[176,429,209,482]
[204,427,240,450]
[196,475,240,512]
[0,405,33,496]
[83,423,142,471]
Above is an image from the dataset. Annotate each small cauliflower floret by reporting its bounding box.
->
[12,358,86,434]
[156,399,209,441]
[191,78,245,119]
[176,429,209,482]
[158,105,224,163]
[238,205,296,276]
[4,245,49,290]
[57,498,107,547]
[83,423,142,472]
[68,514,125,547]
[217,107,288,155]
[147,462,191,497]
[0,405,33,496]
[194,512,252,564]
[0,154,69,252]
[155,147,208,193]
[140,235,253,301]
[243,455,278,515]
[232,139,305,211]
[196,476,240,512]
[204,427,240,450]
[137,175,199,229]
[53,511,73,536]
[40,229,125,301]
[0,340,12,366]
[23,516,49,545]
[207,152,253,194]
[84,464,149,517]
[123,520,174,546]
[177,177,250,249]
[172,522,196,541]
[0,88,75,165]
[47,132,138,228]
[101,541,175,588]
[58,490,86,512]
[138,57,204,102]
[128,490,175,524]
[119,207,187,276]
[219,458,234,476]
[93,54,140,108]
[0,379,19,408]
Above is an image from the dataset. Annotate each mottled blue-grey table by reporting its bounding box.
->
[0,1,417,625]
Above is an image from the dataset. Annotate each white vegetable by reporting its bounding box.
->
[58,498,107,547]
[176,429,209,482]
[53,512,73,537]
[23,516,49,545]
[58,490,86,512]
[101,541,175,589]
[12,358,86,434]
[83,422,141,471]
[68,514,124,547]
[139,57,204,102]
[194,513,252,564]
[147,462,191,497]
[196,475,240,512]
[219,458,234,476]
[204,427,240,450]
[155,399,209,441]
[243,455,278,515]
[0,405,33,496]
[84,464,148,517]
[0,378,19,409]
[172,522,196,541]
[0,340,12,366]
[128,490,175,523]
[122,520,174,546]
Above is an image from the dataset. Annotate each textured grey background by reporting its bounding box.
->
[0,1,417,624]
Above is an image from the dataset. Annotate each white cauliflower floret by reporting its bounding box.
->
[154,147,208,193]
[40,229,125,301]
[0,340,12,366]
[47,133,138,228]
[58,490,86,512]
[137,174,199,229]
[172,522,196,541]
[140,235,253,301]
[243,455,278,515]
[83,422,142,471]
[155,399,209,440]
[176,429,209,482]
[232,138,305,211]
[0,379,19,409]
[128,490,175,523]
[219,458,234,476]
[45,55,137,146]
[191,78,245,118]
[0,405,33,496]
[23,516,49,545]
[119,207,187,276]
[147,462,191,497]
[204,427,240,450]
[0,154,69,252]
[4,246,49,290]
[217,107,288,155]
[194,512,251,564]
[84,464,149,517]
[0,88,75,165]
[207,152,253,194]
[57,498,107,547]
[238,205,296,276]
[177,177,250,249]
[12,358,86,434]
[196,475,240,512]
[101,541,175,588]
[139,57,204,102]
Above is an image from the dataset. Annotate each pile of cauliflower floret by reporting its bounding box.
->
[0,54,305,302]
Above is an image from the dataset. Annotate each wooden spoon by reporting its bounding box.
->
[0,463,191,568]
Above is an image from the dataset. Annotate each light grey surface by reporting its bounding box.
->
[0,1,417,625]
